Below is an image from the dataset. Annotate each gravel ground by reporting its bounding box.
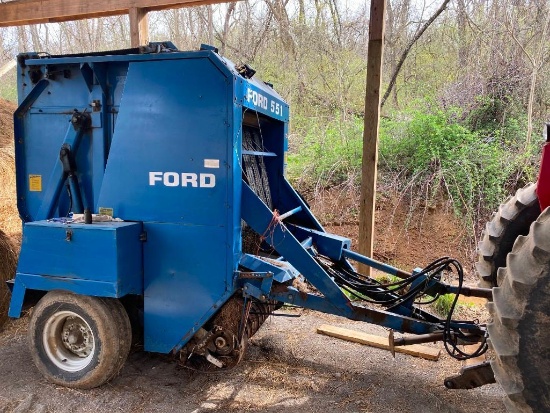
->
[0,308,504,413]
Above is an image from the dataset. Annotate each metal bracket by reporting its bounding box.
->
[444,361,495,389]
[238,271,274,297]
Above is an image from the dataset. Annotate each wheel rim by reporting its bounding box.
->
[42,310,95,372]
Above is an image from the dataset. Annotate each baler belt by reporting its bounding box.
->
[242,126,273,209]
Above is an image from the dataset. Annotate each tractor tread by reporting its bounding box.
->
[488,207,550,412]
[476,183,540,287]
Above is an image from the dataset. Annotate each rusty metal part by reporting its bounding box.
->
[180,294,278,369]
[390,331,485,347]
[389,330,395,358]
[444,361,495,389]
[446,285,493,300]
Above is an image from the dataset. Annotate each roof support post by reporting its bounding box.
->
[129,7,149,47]
[358,0,386,276]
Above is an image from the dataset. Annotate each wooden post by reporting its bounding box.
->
[358,0,386,276]
[129,7,149,47]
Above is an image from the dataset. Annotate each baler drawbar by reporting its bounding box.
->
[7,42,493,390]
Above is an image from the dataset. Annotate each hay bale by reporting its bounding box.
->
[0,147,19,235]
[0,100,19,235]
[0,99,16,148]
[0,99,21,326]
[0,229,18,327]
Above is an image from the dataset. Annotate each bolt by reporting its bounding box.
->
[288,294,293,300]
[215,337,227,348]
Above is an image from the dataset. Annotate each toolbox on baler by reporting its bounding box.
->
[13,221,142,303]
[7,42,494,390]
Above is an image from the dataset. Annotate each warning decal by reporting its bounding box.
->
[98,207,114,217]
[29,175,42,192]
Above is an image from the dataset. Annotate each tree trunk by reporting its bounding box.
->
[526,69,537,147]
[220,2,236,55]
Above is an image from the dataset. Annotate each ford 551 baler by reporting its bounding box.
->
[7,43,493,390]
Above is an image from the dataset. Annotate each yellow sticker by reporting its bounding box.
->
[29,175,42,192]
[98,207,113,217]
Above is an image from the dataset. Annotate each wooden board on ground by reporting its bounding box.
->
[317,324,440,361]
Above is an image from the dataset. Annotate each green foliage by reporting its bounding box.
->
[465,95,530,149]
[0,70,17,102]
[378,104,532,223]
[287,114,363,189]
[287,98,538,229]
[432,294,455,317]
[466,96,508,135]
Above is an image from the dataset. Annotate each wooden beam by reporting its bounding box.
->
[129,8,149,47]
[317,325,441,361]
[358,0,386,276]
[0,0,237,27]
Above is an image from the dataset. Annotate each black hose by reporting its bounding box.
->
[316,255,488,360]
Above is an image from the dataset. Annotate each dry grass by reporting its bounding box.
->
[0,230,18,327]
[0,99,20,328]
[0,99,16,148]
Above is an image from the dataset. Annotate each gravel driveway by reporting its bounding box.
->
[0,309,504,413]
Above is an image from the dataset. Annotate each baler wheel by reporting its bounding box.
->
[476,183,540,287]
[488,207,550,412]
[28,291,132,389]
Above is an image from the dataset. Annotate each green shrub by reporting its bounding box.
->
[0,70,17,102]
[286,100,538,229]
[432,293,455,317]
[378,106,531,223]
[287,114,363,189]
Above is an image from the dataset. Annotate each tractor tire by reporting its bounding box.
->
[28,291,132,389]
[477,183,540,287]
[488,207,550,412]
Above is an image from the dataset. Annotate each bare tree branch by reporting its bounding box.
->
[381,0,451,108]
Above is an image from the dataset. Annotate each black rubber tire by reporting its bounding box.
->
[103,297,132,381]
[28,291,132,389]
[477,183,540,287]
[488,207,550,412]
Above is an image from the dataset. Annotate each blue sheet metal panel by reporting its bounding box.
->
[97,57,231,225]
[14,59,125,221]
[17,112,74,220]
[17,63,90,106]
[17,220,142,294]
[142,222,230,353]
[8,273,125,318]
[236,77,289,122]
[287,224,351,261]
[239,254,298,283]
[230,97,244,281]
